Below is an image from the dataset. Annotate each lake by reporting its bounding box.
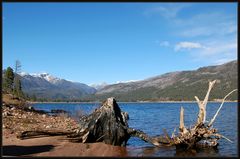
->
[32,102,238,157]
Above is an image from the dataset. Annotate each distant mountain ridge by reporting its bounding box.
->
[88,60,237,101]
[19,73,97,100]
[8,60,237,101]
[90,82,108,90]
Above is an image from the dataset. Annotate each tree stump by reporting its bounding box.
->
[72,97,130,146]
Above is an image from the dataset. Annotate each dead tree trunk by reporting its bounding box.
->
[68,97,131,146]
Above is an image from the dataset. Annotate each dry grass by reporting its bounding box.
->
[2,93,26,107]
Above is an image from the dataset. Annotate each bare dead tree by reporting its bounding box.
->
[170,80,237,149]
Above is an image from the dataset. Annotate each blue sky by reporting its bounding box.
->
[3,3,237,85]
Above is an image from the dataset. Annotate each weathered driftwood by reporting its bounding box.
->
[17,130,75,139]
[170,80,236,149]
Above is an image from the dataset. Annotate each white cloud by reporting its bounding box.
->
[159,41,170,47]
[180,38,237,64]
[175,42,204,51]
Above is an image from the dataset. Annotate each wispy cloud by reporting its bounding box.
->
[179,38,237,64]
[145,4,237,65]
[144,3,191,19]
[175,42,204,51]
[179,20,237,38]
[146,5,236,38]
[200,41,236,57]
[171,11,237,38]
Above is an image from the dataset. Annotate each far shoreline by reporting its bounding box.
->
[28,100,238,104]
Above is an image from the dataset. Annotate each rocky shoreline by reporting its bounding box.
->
[2,93,127,157]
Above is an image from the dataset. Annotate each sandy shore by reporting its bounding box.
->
[2,93,128,157]
[2,131,128,157]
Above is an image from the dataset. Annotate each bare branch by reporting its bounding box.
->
[195,80,216,125]
[221,135,233,143]
[194,96,201,106]
[128,128,161,146]
[213,133,233,143]
[208,89,237,127]
[171,127,176,138]
[179,107,188,134]
[202,80,216,109]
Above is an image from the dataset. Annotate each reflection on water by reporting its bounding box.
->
[33,102,238,157]
[126,145,220,157]
[175,146,219,157]
[127,146,175,157]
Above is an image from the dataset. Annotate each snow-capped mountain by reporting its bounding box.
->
[30,73,61,84]
[19,72,97,100]
[90,82,108,90]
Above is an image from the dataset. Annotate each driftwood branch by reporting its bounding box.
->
[179,107,188,134]
[195,80,216,125]
[127,128,162,146]
[17,130,75,139]
[220,134,233,143]
[172,80,236,149]
[171,127,176,138]
[208,89,237,127]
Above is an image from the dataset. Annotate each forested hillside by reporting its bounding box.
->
[86,60,237,102]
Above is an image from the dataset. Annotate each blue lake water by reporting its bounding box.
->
[32,102,238,157]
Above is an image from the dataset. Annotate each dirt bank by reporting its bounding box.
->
[2,93,128,157]
[3,132,128,157]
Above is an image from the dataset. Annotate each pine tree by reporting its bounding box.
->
[13,60,24,98]
[3,67,14,93]
[14,77,24,98]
